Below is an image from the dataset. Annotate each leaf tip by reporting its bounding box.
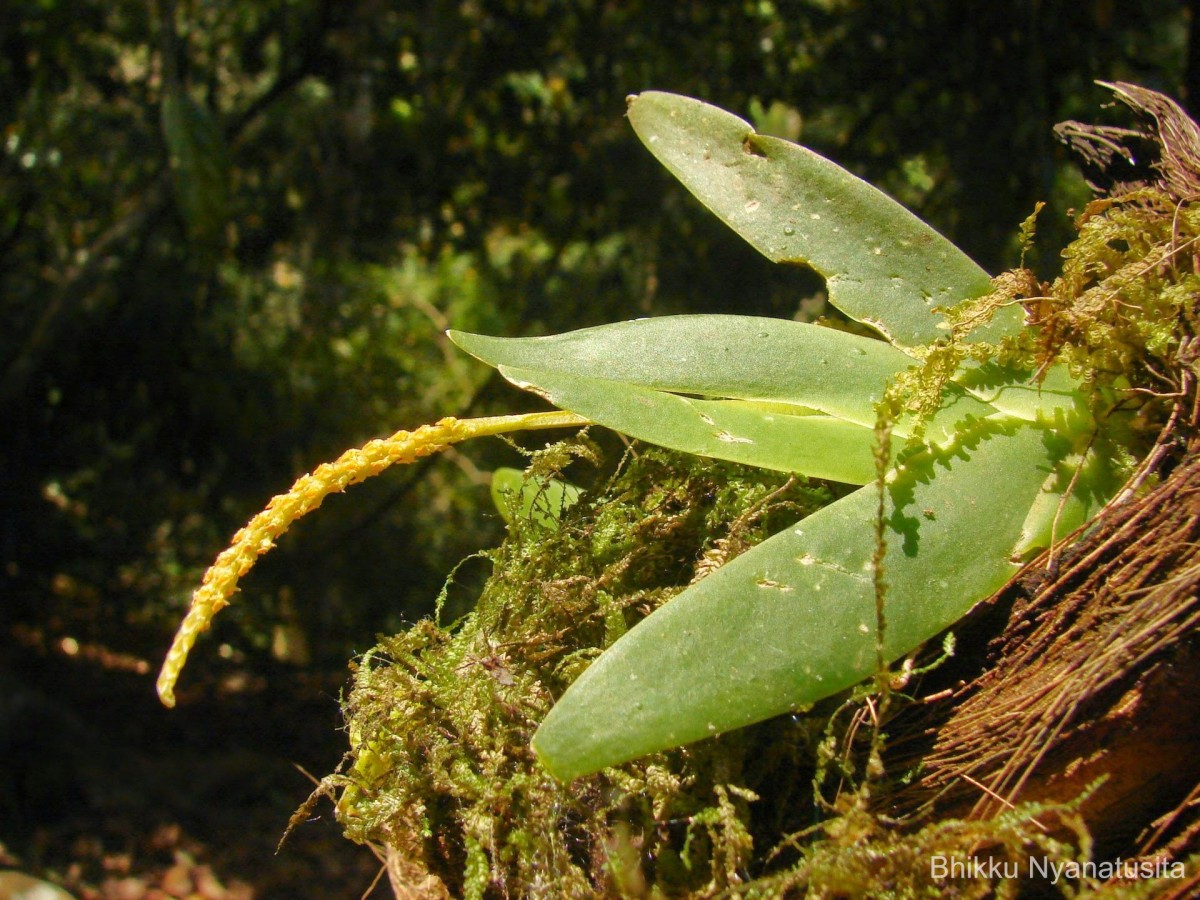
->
[530,726,579,783]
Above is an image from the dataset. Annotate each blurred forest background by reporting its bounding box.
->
[1,0,1196,896]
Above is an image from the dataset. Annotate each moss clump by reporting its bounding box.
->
[990,190,1200,403]
[739,796,1094,899]
[328,444,831,897]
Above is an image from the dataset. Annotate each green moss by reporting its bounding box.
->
[950,190,1200,407]
[739,797,1094,898]
[331,444,831,895]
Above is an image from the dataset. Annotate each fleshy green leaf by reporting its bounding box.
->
[454,316,907,428]
[954,360,1082,421]
[491,467,582,529]
[451,316,1000,483]
[499,365,882,483]
[531,418,1109,781]
[625,92,1023,349]
[1011,432,1127,559]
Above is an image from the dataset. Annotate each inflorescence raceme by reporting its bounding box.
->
[156,411,587,707]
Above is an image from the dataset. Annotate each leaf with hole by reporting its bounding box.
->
[625,91,1023,349]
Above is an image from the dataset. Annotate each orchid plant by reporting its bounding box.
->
[158,92,1133,784]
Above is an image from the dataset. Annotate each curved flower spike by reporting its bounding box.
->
[157,411,587,707]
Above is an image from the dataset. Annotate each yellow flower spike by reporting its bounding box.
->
[156,410,588,707]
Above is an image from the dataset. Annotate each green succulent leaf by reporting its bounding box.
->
[499,365,882,483]
[491,467,583,529]
[454,316,905,427]
[625,92,1023,349]
[1011,432,1128,559]
[531,418,1109,781]
[451,316,1000,483]
[954,360,1083,421]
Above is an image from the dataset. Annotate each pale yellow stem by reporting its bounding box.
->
[157,411,588,707]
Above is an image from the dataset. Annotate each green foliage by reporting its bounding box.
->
[624,91,1012,349]
[453,316,949,484]
[449,93,1134,781]
[531,420,1114,780]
